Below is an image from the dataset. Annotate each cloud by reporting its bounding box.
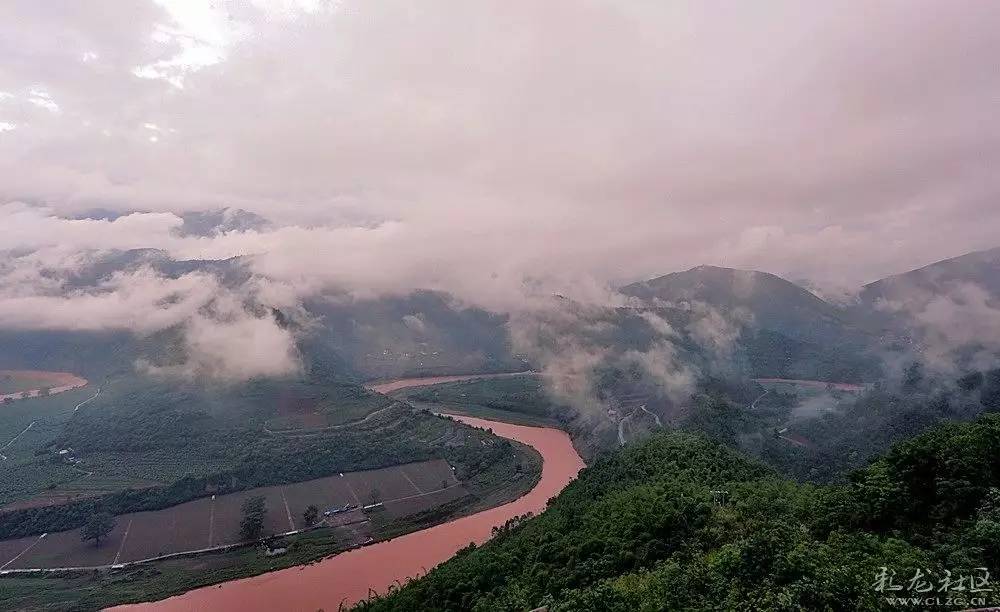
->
[0,262,302,381]
[507,296,749,422]
[2,1,1000,380]
[137,292,301,381]
[878,282,1000,373]
[0,1,998,302]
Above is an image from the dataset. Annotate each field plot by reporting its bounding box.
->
[0,372,44,394]
[212,486,291,541]
[0,371,87,401]
[0,534,39,570]
[0,459,462,569]
[398,461,457,492]
[384,484,468,518]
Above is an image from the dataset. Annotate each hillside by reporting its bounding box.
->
[859,246,1000,306]
[359,414,1000,612]
[621,265,868,346]
[850,247,1000,342]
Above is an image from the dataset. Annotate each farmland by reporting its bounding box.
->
[0,438,536,611]
[0,373,405,510]
[0,370,88,401]
[0,363,542,611]
[0,459,461,570]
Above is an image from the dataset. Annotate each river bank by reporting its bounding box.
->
[107,375,583,611]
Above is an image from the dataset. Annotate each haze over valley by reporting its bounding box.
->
[2,2,1000,610]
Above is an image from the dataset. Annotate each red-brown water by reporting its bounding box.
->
[111,385,583,612]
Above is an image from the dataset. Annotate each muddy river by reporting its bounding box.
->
[113,376,583,611]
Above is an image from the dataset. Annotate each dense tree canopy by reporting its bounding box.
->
[358,415,1000,611]
[80,511,115,547]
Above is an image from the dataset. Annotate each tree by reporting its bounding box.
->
[303,504,319,527]
[239,495,267,541]
[370,488,382,504]
[81,511,115,547]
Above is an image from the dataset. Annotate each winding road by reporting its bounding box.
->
[73,386,102,413]
[112,373,584,612]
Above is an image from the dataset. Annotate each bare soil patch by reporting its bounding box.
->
[0,370,88,402]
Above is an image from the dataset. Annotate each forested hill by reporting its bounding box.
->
[358,414,1000,611]
[620,265,868,346]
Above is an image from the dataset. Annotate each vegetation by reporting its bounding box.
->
[302,504,318,527]
[746,366,1000,482]
[239,496,267,541]
[0,425,543,611]
[401,376,611,460]
[80,511,115,547]
[406,376,557,425]
[0,374,527,539]
[358,414,1000,611]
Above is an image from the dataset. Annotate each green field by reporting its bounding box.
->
[0,373,401,509]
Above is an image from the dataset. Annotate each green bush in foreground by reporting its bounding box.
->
[358,415,1000,611]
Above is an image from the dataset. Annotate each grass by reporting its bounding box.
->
[0,389,97,507]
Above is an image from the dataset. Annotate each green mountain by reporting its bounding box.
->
[859,246,1000,307]
[359,412,1000,612]
[850,247,1000,340]
[621,265,869,346]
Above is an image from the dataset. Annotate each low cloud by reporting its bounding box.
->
[137,295,301,381]
[0,262,302,382]
[2,2,1000,384]
[508,296,748,419]
[878,282,1000,373]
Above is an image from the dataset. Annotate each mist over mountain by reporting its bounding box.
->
[2,4,1000,608]
[4,244,998,388]
[621,264,873,345]
[861,246,1000,305]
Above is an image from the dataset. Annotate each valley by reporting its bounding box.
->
[0,248,998,610]
[113,411,583,611]
[3,7,999,610]
[0,375,547,610]
[0,459,461,571]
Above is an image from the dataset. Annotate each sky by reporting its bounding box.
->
[2,0,1000,309]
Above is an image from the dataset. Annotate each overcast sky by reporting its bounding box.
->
[2,0,1000,305]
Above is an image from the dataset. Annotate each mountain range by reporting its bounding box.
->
[3,245,998,384]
